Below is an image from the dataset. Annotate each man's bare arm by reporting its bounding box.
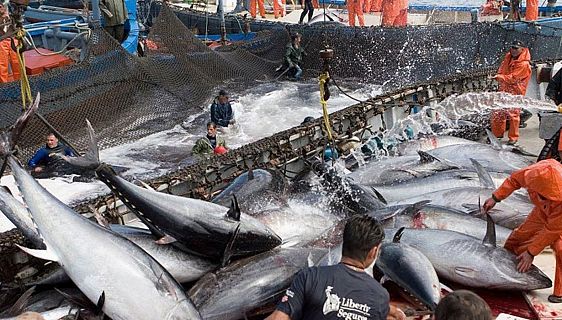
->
[264,310,291,320]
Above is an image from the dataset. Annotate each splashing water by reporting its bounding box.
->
[383,92,556,145]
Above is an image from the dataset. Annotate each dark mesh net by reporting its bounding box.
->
[0,4,286,162]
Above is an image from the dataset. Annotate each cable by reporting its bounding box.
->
[23,29,90,56]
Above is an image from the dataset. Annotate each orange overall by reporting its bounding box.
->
[381,0,408,26]
[526,0,539,21]
[347,0,365,27]
[493,160,562,296]
[364,0,382,12]
[273,0,286,18]
[490,47,531,142]
[250,0,266,18]
[481,0,503,16]
[0,38,21,83]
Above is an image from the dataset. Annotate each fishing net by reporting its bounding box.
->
[0,4,286,162]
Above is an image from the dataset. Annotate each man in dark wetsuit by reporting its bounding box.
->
[28,133,78,179]
[210,90,235,128]
[265,214,406,320]
[298,0,314,24]
[283,33,305,81]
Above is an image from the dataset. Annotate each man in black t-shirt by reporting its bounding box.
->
[265,215,406,320]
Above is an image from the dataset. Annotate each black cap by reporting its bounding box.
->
[511,40,525,48]
[301,116,314,125]
[291,33,302,41]
[219,89,228,97]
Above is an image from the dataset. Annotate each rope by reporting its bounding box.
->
[319,71,333,142]
[14,28,32,110]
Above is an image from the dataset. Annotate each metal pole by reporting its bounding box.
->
[91,0,102,26]
[217,0,226,44]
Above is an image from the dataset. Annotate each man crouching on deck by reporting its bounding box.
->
[483,159,562,302]
[265,214,406,320]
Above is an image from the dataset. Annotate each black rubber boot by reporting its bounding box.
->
[548,295,562,303]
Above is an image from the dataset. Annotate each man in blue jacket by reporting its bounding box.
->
[211,90,235,128]
[28,132,77,179]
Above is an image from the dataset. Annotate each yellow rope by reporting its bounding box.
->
[319,71,333,142]
[15,28,32,110]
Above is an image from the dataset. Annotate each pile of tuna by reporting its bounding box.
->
[0,98,552,319]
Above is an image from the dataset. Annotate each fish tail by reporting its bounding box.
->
[0,93,40,157]
[62,119,101,170]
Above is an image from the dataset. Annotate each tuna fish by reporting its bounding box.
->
[0,96,202,320]
[385,216,552,290]
[212,168,289,214]
[372,170,509,203]
[347,151,459,186]
[395,135,478,156]
[424,132,533,174]
[0,187,217,285]
[394,187,533,229]
[63,120,282,261]
[378,228,441,311]
[386,203,512,245]
[188,247,327,320]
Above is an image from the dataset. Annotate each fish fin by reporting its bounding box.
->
[307,252,314,267]
[53,287,95,309]
[155,234,177,245]
[227,195,241,221]
[483,213,497,248]
[89,204,110,229]
[393,227,405,243]
[248,167,254,180]
[137,180,155,191]
[454,266,477,277]
[418,150,438,163]
[10,93,40,149]
[95,291,105,316]
[461,203,480,214]
[399,200,431,216]
[61,119,101,169]
[16,244,59,262]
[0,185,12,196]
[280,235,301,247]
[222,223,241,267]
[4,286,35,316]
[469,158,495,189]
[370,187,387,205]
[485,129,502,150]
[510,146,538,157]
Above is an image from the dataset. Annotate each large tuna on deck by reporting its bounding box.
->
[385,216,552,290]
[188,247,327,320]
[63,120,282,261]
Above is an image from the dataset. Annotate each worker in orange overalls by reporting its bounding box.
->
[480,0,503,16]
[250,0,266,19]
[483,159,562,303]
[347,0,365,27]
[381,0,408,27]
[273,0,285,18]
[364,0,382,13]
[0,1,21,83]
[489,40,531,145]
[526,0,538,20]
